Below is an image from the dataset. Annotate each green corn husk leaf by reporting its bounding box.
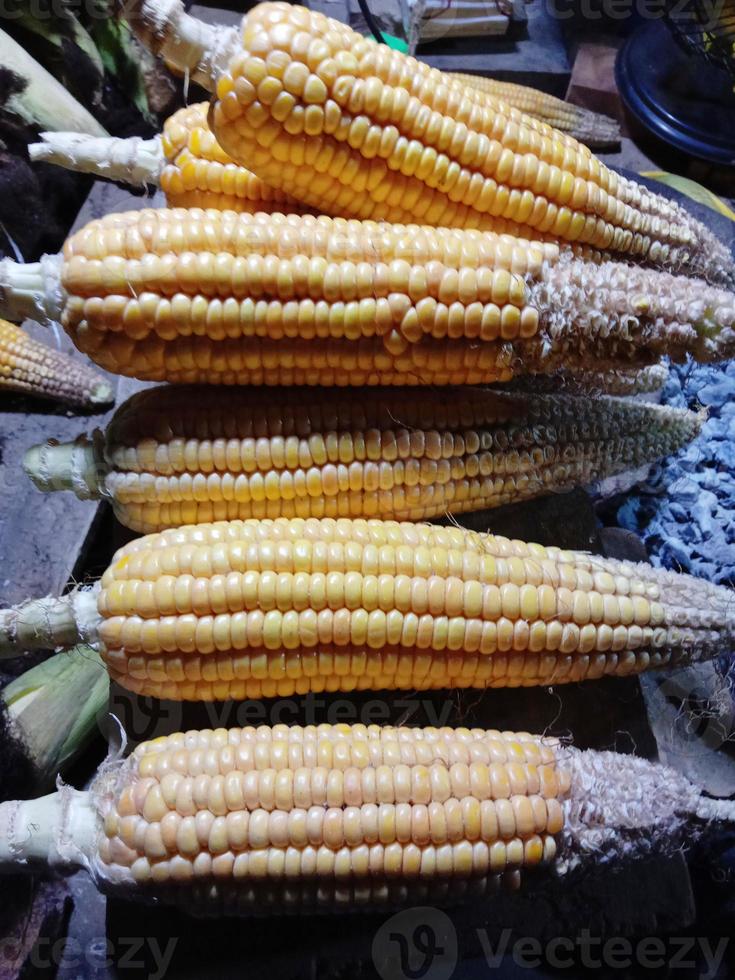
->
[85,14,155,123]
[1,0,105,104]
[2,646,108,790]
[0,26,107,134]
[13,6,104,76]
[1,0,155,122]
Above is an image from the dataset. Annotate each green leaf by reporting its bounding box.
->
[0,25,107,134]
[1,0,104,101]
[85,15,154,122]
[3,646,109,789]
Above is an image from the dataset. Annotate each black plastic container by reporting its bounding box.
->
[616,20,735,165]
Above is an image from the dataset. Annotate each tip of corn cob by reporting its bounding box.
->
[446,72,621,150]
[89,380,114,406]
[524,254,735,371]
[558,745,735,873]
[564,105,621,149]
[0,318,113,409]
[503,362,671,396]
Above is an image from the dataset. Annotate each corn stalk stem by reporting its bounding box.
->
[0,254,64,325]
[0,791,98,871]
[30,133,164,188]
[129,0,238,91]
[0,590,100,659]
[24,436,106,499]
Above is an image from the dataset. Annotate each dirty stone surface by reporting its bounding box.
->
[616,360,735,587]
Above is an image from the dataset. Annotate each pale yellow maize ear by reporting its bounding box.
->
[0,518,732,699]
[0,724,732,915]
[96,725,567,903]
[0,318,112,408]
[1,209,733,386]
[123,0,734,285]
[161,103,312,214]
[23,385,701,532]
[446,74,620,149]
[32,91,616,215]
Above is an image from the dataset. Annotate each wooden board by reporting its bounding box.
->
[420,11,510,44]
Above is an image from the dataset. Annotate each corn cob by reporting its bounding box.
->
[446,74,620,149]
[23,386,700,533]
[1,209,733,387]
[124,0,735,285]
[0,517,732,699]
[0,723,732,915]
[30,89,617,219]
[0,318,113,408]
[30,103,309,216]
[505,363,670,397]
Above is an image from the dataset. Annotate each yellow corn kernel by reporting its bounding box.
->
[160,102,311,215]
